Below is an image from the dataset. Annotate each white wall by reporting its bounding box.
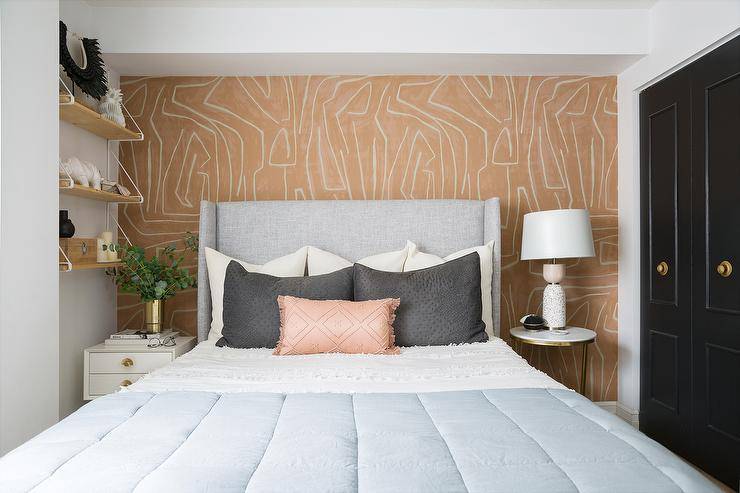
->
[616,0,740,414]
[0,0,60,454]
[58,0,120,419]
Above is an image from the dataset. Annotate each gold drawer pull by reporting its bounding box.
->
[121,357,134,367]
[120,379,132,387]
[656,261,669,276]
[717,260,733,278]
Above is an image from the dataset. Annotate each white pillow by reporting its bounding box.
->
[404,240,495,337]
[306,245,409,276]
[204,246,308,341]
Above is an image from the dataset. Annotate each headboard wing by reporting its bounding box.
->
[197,199,501,342]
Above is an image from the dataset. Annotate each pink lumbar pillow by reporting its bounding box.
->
[274,296,401,356]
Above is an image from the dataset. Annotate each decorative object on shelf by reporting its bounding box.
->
[519,314,547,331]
[96,238,105,262]
[59,237,102,268]
[101,179,115,192]
[59,210,76,238]
[520,209,595,329]
[60,156,86,186]
[99,88,126,127]
[60,157,103,190]
[101,179,131,196]
[97,231,118,263]
[59,21,108,100]
[107,233,198,333]
[89,161,102,190]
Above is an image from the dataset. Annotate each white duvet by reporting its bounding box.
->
[127,337,567,394]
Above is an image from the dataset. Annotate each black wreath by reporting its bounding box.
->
[59,21,108,99]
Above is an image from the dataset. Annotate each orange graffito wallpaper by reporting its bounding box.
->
[118,75,618,400]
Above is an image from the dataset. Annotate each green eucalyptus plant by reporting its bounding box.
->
[108,232,199,301]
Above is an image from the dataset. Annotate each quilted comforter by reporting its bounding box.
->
[0,388,716,492]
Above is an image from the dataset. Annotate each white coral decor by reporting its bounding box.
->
[99,88,126,127]
[60,156,103,189]
[60,156,89,187]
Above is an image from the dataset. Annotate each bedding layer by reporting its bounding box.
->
[0,389,716,493]
[127,339,567,394]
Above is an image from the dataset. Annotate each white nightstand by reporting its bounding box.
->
[510,326,596,395]
[83,336,196,400]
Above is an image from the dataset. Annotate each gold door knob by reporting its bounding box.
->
[120,379,132,387]
[121,357,134,367]
[717,260,733,278]
[656,261,669,276]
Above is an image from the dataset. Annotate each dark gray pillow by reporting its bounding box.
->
[217,261,354,348]
[353,252,487,346]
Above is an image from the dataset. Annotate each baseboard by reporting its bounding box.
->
[594,401,617,413]
[594,401,640,428]
[616,403,640,428]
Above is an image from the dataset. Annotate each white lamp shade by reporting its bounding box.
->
[520,209,595,260]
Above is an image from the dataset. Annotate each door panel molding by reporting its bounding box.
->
[649,329,679,412]
[704,343,740,442]
[703,73,740,314]
[647,103,679,307]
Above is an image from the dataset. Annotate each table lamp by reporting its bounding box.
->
[520,209,595,329]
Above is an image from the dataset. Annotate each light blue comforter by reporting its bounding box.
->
[0,389,717,492]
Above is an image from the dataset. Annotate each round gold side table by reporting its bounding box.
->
[510,326,597,395]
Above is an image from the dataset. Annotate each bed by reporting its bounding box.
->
[0,200,718,492]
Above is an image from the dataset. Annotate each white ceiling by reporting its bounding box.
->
[82,0,652,75]
[86,0,657,8]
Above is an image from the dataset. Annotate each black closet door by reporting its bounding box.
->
[690,35,740,488]
[639,68,693,457]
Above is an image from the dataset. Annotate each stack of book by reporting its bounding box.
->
[105,329,179,345]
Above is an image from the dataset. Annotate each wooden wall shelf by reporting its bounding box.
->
[59,95,143,141]
[59,261,122,273]
[59,179,142,203]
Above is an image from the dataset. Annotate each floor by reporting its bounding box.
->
[683,460,734,492]
[597,402,731,490]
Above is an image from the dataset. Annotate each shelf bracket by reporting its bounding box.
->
[59,161,75,189]
[107,207,133,248]
[59,75,75,106]
[107,146,144,204]
[59,245,73,272]
[120,101,144,142]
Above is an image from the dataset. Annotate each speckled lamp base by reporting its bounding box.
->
[542,283,566,328]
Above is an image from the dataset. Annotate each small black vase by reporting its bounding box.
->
[59,210,75,238]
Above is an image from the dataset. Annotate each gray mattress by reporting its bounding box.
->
[0,389,717,492]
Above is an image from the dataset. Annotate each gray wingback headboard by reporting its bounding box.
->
[197,199,501,342]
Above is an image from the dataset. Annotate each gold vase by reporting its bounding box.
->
[144,300,164,333]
